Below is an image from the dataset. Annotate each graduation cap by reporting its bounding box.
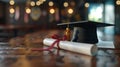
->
[57,20,114,44]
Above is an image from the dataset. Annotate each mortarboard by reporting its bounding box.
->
[57,20,114,44]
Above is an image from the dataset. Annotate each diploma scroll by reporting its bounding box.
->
[43,38,98,56]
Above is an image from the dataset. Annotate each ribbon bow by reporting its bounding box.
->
[32,34,67,51]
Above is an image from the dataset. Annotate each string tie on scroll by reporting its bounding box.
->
[32,34,67,51]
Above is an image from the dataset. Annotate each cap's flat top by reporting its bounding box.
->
[57,20,114,28]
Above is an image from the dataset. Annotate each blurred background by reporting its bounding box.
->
[0,0,119,41]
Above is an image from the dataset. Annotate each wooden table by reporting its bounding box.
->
[0,24,119,67]
[0,40,120,67]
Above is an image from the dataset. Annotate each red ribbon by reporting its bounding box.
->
[32,34,67,51]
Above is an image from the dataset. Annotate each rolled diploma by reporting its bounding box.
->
[43,38,98,56]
